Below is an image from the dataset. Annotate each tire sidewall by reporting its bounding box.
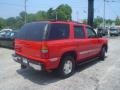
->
[58,56,75,78]
[100,47,106,60]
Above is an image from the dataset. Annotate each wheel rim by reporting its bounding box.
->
[63,60,73,75]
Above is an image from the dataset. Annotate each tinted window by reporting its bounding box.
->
[87,28,96,38]
[16,22,48,41]
[47,24,69,40]
[74,26,85,38]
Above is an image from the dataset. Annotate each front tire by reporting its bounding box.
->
[99,47,106,60]
[57,56,75,78]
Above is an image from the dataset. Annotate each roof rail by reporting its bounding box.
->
[34,19,56,22]
[38,19,71,22]
[36,20,86,24]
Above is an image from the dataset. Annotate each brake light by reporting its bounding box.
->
[41,43,49,59]
[41,46,48,54]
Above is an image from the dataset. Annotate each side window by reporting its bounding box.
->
[48,24,69,40]
[87,27,96,38]
[74,26,85,38]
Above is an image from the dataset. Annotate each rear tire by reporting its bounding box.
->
[99,47,106,60]
[57,56,75,78]
[21,64,27,69]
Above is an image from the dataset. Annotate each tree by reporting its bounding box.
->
[115,16,120,25]
[35,11,48,21]
[94,16,103,28]
[47,8,55,19]
[106,19,113,25]
[27,14,36,22]
[56,4,72,21]
[19,11,27,21]
[14,16,24,29]
[0,4,72,29]
[6,17,16,29]
[0,18,6,29]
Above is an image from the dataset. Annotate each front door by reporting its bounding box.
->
[86,27,101,57]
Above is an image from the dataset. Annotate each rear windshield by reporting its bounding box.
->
[16,22,48,41]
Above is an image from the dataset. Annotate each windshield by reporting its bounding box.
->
[110,29,117,31]
[16,22,48,41]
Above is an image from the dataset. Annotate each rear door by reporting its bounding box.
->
[86,27,101,57]
[45,23,70,60]
[74,25,90,61]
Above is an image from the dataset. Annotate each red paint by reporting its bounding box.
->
[15,21,108,70]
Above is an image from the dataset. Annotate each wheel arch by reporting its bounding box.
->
[60,50,77,62]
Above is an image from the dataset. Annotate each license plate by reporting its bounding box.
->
[29,63,42,70]
[22,58,28,64]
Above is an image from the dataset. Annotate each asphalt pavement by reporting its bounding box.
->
[0,36,120,90]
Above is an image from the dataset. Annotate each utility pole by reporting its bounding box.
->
[76,11,79,22]
[88,0,94,27]
[55,10,58,20]
[24,0,27,24]
[103,0,106,28]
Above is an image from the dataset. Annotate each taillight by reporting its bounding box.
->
[41,46,48,54]
[41,43,49,59]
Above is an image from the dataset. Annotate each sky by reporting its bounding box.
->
[0,0,120,21]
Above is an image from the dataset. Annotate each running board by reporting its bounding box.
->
[77,57,99,66]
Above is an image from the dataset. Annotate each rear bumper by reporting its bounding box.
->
[12,53,60,70]
[12,54,44,71]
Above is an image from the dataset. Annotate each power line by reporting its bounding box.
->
[106,3,119,17]
[105,0,120,3]
[24,0,27,24]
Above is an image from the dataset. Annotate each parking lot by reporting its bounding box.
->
[0,36,120,90]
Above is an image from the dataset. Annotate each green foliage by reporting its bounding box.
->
[0,3,118,30]
[15,16,24,29]
[56,4,72,21]
[35,11,48,21]
[94,16,103,28]
[47,8,55,19]
[93,16,114,28]
[6,17,16,29]
[0,18,6,30]
[115,16,120,25]
[0,4,72,30]
[106,19,113,25]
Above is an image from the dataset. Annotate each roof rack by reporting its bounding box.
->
[35,19,86,24]
[33,19,56,22]
[37,19,71,22]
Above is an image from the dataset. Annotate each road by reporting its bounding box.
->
[0,36,120,90]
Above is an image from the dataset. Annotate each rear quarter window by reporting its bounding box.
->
[47,23,69,40]
[74,26,85,38]
[16,22,48,41]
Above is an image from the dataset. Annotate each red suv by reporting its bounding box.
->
[12,21,108,78]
